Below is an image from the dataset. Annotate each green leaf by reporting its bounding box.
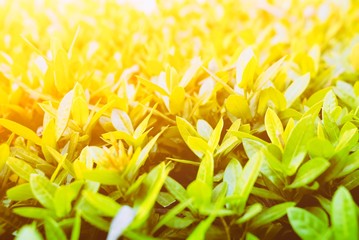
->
[107,206,136,240]
[152,198,193,234]
[238,151,263,213]
[82,190,121,217]
[30,174,57,210]
[307,138,334,159]
[197,153,214,188]
[157,192,176,207]
[54,181,83,218]
[15,224,44,240]
[251,187,285,201]
[7,183,34,201]
[125,130,164,181]
[246,233,260,240]
[187,180,212,209]
[335,122,358,153]
[81,211,110,231]
[187,182,227,240]
[187,136,211,157]
[132,162,170,229]
[288,207,328,240]
[0,118,42,145]
[340,170,359,190]
[176,116,199,141]
[165,177,190,204]
[287,157,330,188]
[331,187,358,240]
[7,157,36,182]
[13,207,54,219]
[70,211,81,240]
[250,202,296,229]
[236,203,263,224]
[282,116,314,176]
[44,217,67,240]
[223,158,242,197]
[187,214,216,240]
[82,169,127,186]
[322,90,338,116]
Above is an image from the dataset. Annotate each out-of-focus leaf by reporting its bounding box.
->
[7,183,34,201]
[157,192,176,207]
[54,181,83,218]
[152,199,193,234]
[350,43,359,71]
[82,190,121,217]
[111,109,134,134]
[132,162,170,229]
[7,157,36,182]
[44,217,67,240]
[331,187,358,240]
[236,203,263,224]
[13,207,54,219]
[107,205,136,240]
[0,143,9,171]
[0,118,42,145]
[169,86,185,114]
[56,89,74,140]
[15,224,44,240]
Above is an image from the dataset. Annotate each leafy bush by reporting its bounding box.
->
[1,0,359,239]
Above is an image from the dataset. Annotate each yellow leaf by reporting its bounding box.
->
[169,86,185,114]
[0,118,42,145]
[265,109,284,149]
[283,118,295,144]
[235,47,257,91]
[42,119,57,164]
[225,95,252,120]
[111,109,134,134]
[350,43,359,71]
[56,89,74,140]
[54,49,72,93]
[0,144,10,171]
[72,96,89,127]
[284,73,310,108]
[179,57,202,88]
[257,87,286,115]
[254,56,285,90]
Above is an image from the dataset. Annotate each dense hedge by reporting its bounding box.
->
[1,0,359,239]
